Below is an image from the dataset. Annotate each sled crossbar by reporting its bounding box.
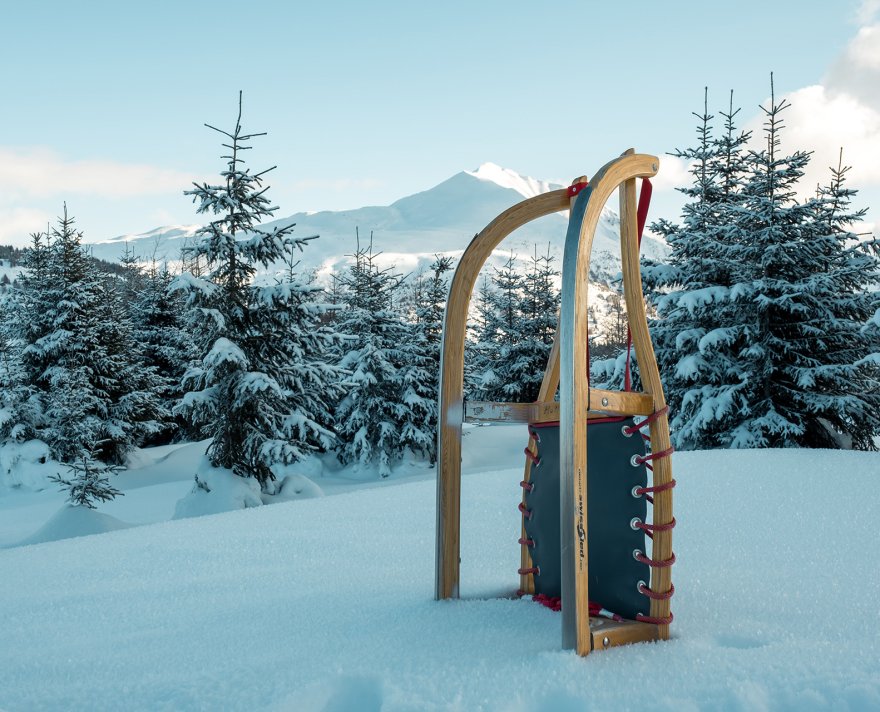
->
[464,390,655,424]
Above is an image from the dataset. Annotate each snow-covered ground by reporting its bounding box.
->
[1,428,878,711]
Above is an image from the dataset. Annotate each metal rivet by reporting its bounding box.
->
[652,163,658,171]
[602,636,610,648]
[601,397,609,407]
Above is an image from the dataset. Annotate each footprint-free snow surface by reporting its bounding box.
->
[1,442,879,711]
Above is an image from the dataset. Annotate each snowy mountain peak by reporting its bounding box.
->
[97,224,202,245]
[466,163,562,200]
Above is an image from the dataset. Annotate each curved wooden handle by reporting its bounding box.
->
[559,152,659,654]
[436,188,571,600]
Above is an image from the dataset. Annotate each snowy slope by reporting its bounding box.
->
[1,436,878,711]
[84,164,668,281]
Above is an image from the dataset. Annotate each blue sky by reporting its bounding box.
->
[1,0,878,246]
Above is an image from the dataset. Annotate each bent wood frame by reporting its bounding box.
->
[435,151,673,657]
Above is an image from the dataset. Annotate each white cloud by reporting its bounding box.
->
[761,84,880,190]
[651,155,692,192]
[742,20,880,209]
[857,0,880,23]
[0,207,53,244]
[0,146,194,199]
[847,24,880,70]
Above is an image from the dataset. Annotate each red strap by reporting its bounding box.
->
[624,177,653,391]
[567,180,589,197]
[636,177,653,241]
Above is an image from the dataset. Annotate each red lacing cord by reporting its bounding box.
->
[636,612,674,625]
[634,478,676,504]
[632,447,674,467]
[518,502,532,520]
[520,480,534,492]
[623,405,669,436]
[634,550,676,568]
[638,582,674,600]
[525,594,625,622]
[631,516,676,540]
[523,447,540,466]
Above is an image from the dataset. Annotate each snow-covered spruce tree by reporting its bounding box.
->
[398,254,454,464]
[794,151,880,448]
[94,268,171,462]
[469,249,559,403]
[0,230,53,442]
[49,447,123,508]
[470,253,525,401]
[464,273,496,399]
[638,89,753,446]
[175,93,339,487]
[333,238,413,477]
[645,78,880,450]
[129,261,198,443]
[10,208,158,466]
[510,245,559,401]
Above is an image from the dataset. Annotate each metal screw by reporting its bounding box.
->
[602,636,610,648]
[652,163,658,172]
[601,397,609,407]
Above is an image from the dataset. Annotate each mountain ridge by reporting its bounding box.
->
[85,164,668,278]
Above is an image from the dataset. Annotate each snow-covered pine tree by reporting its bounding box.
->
[49,447,123,509]
[509,245,559,402]
[464,273,496,399]
[470,253,526,401]
[333,237,412,477]
[645,78,880,450]
[175,92,338,487]
[721,77,836,448]
[94,269,171,462]
[22,209,117,463]
[1,230,53,442]
[638,89,756,448]
[129,262,198,443]
[35,209,165,465]
[398,254,454,464]
[469,249,560,403]
[794,151,880,448]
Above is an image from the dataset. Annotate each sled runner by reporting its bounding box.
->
[435,151,675,656]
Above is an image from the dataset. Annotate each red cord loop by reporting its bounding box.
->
[520,480,534,492]
[523,447,541,466]
[634,550,676,568]
[623,406,670,436]
[518,502,533,520]
[632,446,674,466]
[636,612,674,625]
[631,517,676,537]
[518,566,540,576]
[638,582,675,601]
[634,479,676,498]
[518,537,535,548]
[533,593,561,611]
[635,478,676,504]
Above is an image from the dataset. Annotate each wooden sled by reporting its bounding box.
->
[435,150,675,656]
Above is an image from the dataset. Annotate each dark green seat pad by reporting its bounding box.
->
[523,418,650,619]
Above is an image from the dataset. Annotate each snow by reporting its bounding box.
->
[14,503,132,546]
[466,162,562,200]
[1,429,878,710]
